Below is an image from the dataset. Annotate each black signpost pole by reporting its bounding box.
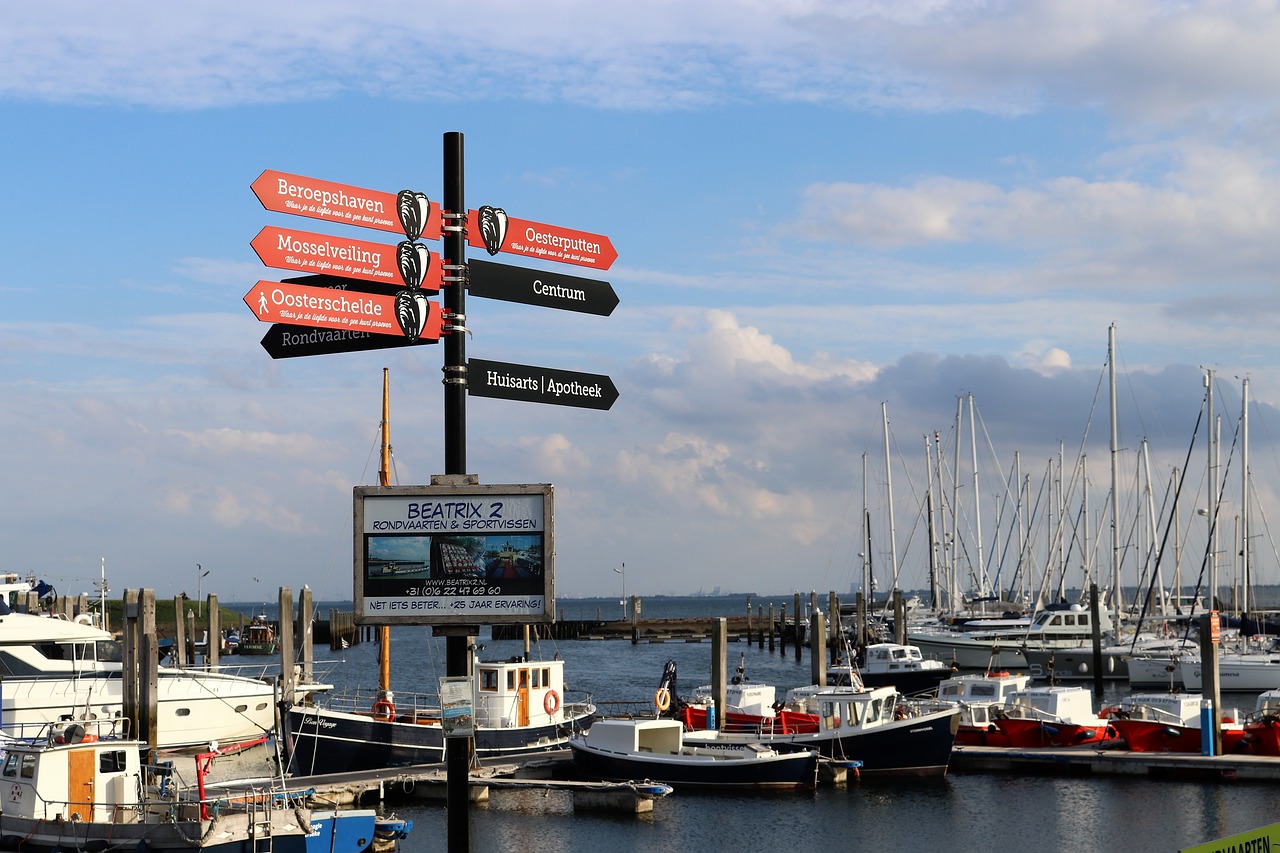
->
[442,131,471,853]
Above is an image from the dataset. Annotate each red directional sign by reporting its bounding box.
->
[466,207,616,270]
[251,170,441,240]
[251,226,442,292]
[244,280,442,342]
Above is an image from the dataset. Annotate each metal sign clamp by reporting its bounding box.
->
[439,210,468,234]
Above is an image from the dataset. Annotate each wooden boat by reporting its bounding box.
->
[569,718,819,791]
[0,725,401,852]
[990,685,1121,748]
[1105,692,1247,753]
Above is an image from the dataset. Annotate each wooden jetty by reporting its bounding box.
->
[951,745,1280,782]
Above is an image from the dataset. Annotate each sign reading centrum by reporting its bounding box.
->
[353,484,555,626]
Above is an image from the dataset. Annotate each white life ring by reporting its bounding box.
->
[74,614,94,626]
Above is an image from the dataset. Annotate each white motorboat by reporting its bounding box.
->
[569,718,819,790]
[908,603,1112,670]
[0,602,314,749]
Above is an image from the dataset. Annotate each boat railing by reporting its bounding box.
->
[6,717,134,744]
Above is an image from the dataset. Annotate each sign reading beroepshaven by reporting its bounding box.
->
[354,483,554,625]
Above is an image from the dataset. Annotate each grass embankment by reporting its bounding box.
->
[90,599,257,638]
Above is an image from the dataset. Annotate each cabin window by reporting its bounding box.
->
[507,671,516,690]
[1079,614,1089,627]
[541,667,551,687]
[96,640,123,663]
[1062,614,1076,626]
[2,754,17,777]
[20,755,35,778]
[480,670,498,691]
[175,708,191,717]
[531,670,541,689]
[940,683,963,699]
[100,751,128,773]
[35,642,68,661]
[846,701,862,726]
[971,684,996,698]
[867,699,883,722]
[234,705,248,713]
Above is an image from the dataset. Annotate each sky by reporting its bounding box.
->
[4,1,1280,606]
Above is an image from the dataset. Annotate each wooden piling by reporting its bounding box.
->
[297,587,312,685]
[779,603,787,654]
[711,618,727,730]
[828,591,840,664]
[122,589,139,739]
[173,596,188,669]
[745,596,753,644]
[793,592,802,661]
[278,587,296,704]
[811,611,827,688]
[768,604,775,651]
[757,605,764,649]
[207,594,220,671]
[139,589,159,750]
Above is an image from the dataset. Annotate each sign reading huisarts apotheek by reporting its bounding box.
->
[354,483,554,625]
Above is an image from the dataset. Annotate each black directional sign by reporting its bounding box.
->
[467,259,618,316]
[259,274,438,359]
[467,358,618,410]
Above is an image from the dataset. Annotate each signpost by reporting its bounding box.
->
[465,206,617,270]
[259,275,438,359]
[252,170,441,241]
[467,357,618,410]
[251,226,442,291]
[467,258,617,316]
[244,279,442,342]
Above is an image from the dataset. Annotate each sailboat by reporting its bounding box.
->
[284,370,596,774]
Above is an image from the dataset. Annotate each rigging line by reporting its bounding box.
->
[1248,476,1280,590]
[1185,397,1244,619]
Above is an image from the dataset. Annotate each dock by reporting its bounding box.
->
[951,744,1280,781]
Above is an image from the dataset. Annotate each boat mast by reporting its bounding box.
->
[1242,376,1250,617]
[1206,368,1217,609]
[1108,324,1122,629]
[924,434,939,610]
[882,402,900,598]
[951,396,963,603]
[969,393,985,596]
[860,452,873,601]
[378,368,393,701]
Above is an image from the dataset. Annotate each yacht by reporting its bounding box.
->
[0,594,311,749]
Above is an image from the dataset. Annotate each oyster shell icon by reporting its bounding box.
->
[477,205,508,255]
[397,240,431,289]
[394,288,431,341]
[396,190,431,242]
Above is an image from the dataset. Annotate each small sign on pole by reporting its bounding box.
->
[439,676,474,738]
[1210,611,1221,644]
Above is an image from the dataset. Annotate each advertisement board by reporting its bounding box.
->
[354,483,554,625]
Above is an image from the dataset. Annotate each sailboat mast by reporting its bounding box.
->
[924,434,939,610]
[969,393,985,595]
[1206,368,1217,608]
[882,403,900,594]
[379,368,392,698]
[1108,324,1122,628]
[1242,376,1250,616]
[951,396,963,603]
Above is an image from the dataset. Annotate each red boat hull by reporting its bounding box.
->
[993,717,1120,748]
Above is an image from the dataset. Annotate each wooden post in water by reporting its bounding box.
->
[1089,583,1104,699]
[856,592,867,648]
[767,604,775,651]
[778,603,787,654]
[828,591,841,664]
[810,611,827,688]
[794,592,803,661]
[746,596,753,644]
[186,610,197,668]
[523,625,531,658]
[1200,611,1223,756]
[207,594,221,671]
[76,593,89,618]
[711,618,727,730]
[172,596,188,669]
[122,589,140,740]
[756,605,764,649]
[278,587,296,706]
[630,596,640,645]
[296,588,310,685]
[139,589,159,751]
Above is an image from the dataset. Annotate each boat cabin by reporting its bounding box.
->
[936,671,1030,727]
[1118,693,1206,727]
[584,718,687,754]
[474,657,570,728]
[1003,685,1104,723]
[3,731,142,823]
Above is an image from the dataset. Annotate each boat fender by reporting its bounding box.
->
[372,698,396,722]
[654,687,671,712]
[74,613,94,626]
[544,689,561,715]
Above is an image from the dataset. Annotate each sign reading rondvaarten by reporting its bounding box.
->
[354,484,554,625]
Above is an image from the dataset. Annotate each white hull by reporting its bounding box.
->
[1182,655,1280,692]
[907,632,1028,670]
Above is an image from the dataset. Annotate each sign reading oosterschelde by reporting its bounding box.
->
[244,279,442,341]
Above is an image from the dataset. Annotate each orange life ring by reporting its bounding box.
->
[654,687,671,712]
[544,689,561,715]
[55,734,97,744]
[372,698,396,722]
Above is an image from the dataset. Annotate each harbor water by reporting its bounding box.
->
[255,595,1278,852]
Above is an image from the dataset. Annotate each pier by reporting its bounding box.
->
[951,745,1280,781]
